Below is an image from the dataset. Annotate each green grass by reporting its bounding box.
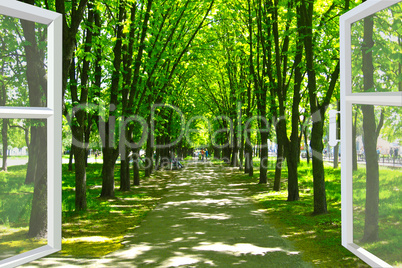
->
[224,160,370,267]
[58,163,172,257]
[0,165,46,258]
[0,163,172,258]
[1,159,399,265]
[352,165,401,266]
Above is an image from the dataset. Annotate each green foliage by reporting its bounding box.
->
[351,2,402,93]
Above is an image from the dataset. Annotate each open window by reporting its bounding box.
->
[0,1,62,267]
[340,0,402,267]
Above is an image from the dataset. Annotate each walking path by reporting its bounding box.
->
[25,162,312,267]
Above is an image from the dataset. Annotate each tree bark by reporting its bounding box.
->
[360,13,381,242]
[99,3,125,197]
[286,27,303,201]
[300,0,340,214]
[352,111,358,171]
[145,115,154,177]
[273,126,284,191]
[27,124,47,238]
[0,59,7,171]
[19,3,48,237]
[119,149,131,191]
[132,149,140,186]
[333,101,340,168]
[304,128,310,165]
[68,146,74,171]
[1,119,7,172]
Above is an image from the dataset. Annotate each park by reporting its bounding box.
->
[0,0,401,267]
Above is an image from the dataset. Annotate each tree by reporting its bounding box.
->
[18,0,48,238]
[359,12,382,243]
[299,0,340,214]
[69,2,96,210]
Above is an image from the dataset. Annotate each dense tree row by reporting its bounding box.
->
[1,0,400,244]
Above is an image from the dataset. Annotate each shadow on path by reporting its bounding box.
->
[24,162,312,267]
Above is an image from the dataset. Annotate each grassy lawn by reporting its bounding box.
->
[0,165,46,259]
[225,159,401,267]
[352,165,401,266]
[1,159,399,267]
[224,160,370,267]
[0,163,172,258]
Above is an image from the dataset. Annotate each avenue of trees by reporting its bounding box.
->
[1,0,401,247]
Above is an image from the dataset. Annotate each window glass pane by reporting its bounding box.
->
[352,104,401,266]
[0,14,47,107]
[0,119,47,260]
[351,2,402,93]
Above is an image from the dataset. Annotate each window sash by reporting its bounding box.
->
[340,0,402,267]
[0,1,62,267]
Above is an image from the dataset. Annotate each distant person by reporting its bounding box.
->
[205,149,208,160]
[201,149,205,161]
[394,148,398,164]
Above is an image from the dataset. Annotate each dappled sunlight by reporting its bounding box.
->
[161,198,235,208]
[63,236,112,243]
[23,162,312,267]
[107,242,152,260]
[184,212,232,220]
[159,253,214,267]
[193,242,295,256]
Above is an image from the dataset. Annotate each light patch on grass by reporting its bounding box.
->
[54,163,172,258]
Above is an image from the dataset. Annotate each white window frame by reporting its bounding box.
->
[340,0,402,267]
[0,0,62,267]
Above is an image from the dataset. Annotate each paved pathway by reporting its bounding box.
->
[24,162,312,267]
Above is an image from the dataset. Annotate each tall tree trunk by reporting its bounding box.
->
[72,136,87,210]
[310,117,327,214]
[70,3,94,210]
[286,29,303,201]
[239,125,244,171]
[231,131,239,167]
[304,128,310,165]
[333,101,340,168]
[68,145,74,171]
[119,116,131,191]
[101,146,117,198]
[352,111,358,171]
[273,125,284,191]
[100,3,125,197]
[27,124,47,238]
[119,150,130,191]
[244,143,253,177]
[301,0,339,214]
[361,13,382,242]
[1,119,7,172]
[0,60,7,171]
[259,129,269,184]
[132,148,140,186]
[145,116,154,177]
[19,6,48,237]
[361,105,381,242]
